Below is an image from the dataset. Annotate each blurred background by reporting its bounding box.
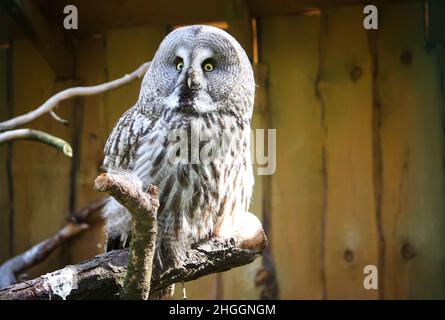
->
[0,0,444,299]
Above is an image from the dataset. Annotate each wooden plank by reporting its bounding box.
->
[0,46,12,263]
[68,34,107,264]
[51,0,231,35]
[251,0,399,18]
[378,1,445,299]
[319,6,379,299]
[226,0,253,61]
[0,0,74,77]
[48,0,397,35]
[260,12,325,299]
[10,39,76,278]
[427,0,445,47]
[104,26,166,133]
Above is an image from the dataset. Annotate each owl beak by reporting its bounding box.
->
[185,68,200,90]
[187,77,192,89]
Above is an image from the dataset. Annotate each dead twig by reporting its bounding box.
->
[0,62,150,131]
[94,173,159,300]
[0,129,73,157]
[49,110,69,126]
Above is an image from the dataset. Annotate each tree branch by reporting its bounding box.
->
[0,171,267,300]
[94,173,159,300]
[0,236,265,300]
[0,62,150,131]
[49,110,69,126]
[0,129,73,157]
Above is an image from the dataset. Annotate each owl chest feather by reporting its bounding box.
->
[133,113,252,241]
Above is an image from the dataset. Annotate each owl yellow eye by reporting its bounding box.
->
[203,62,214,72]
[176,61,184,71]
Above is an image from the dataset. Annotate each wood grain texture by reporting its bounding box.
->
[261,13,325,299]
[68,34,107,265]
[104,26,166,134]
[378,1,445,299]
[10,39,75,279]
[0,47,12,263]
[318,6,379,299]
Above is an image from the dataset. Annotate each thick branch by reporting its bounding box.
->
[0,198,107,289]
[0,129,73,157]
[0,236,265,300]
[94,173,159,300]
[0,62,150,131]
[0,172,267,300]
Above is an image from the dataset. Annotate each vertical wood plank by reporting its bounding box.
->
[318,6,379,299]
[104,26,166,133]
[261,13,325,299]
[378,1,445,299]
[11,39,75,278]
[226,0,253,61]
[0,46,11,262]
[68,34,108,264]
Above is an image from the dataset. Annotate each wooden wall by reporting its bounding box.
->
[0,39,77,278]
[261,1,445,299]
[0,46,11,264]
[1,0,444,299]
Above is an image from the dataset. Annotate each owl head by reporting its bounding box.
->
[139,25,255,124]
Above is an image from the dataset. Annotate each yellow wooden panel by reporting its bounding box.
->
[226,0,253,60]
[104,26,166,133]
[319,6,378,299]
[68,34,108,264]
[261,13,325,299]
[378,1,445,299]
[11,39,75,278]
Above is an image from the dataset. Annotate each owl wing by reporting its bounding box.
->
[103,104,157,172]
[103,103,158,251]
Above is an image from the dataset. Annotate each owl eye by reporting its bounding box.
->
[202,60,214,72]
[176,61,184,71]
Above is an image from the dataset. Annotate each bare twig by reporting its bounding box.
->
[94,173,159,300]
[49,110,69,126]
[0,236,266,300]
[0,129,73,157]
[0,62,150,131]
[69,197,108,223]
[0,198,107,289]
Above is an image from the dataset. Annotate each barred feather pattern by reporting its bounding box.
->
[102,25,255,273]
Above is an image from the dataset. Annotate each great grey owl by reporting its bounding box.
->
[102,25,255,276]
